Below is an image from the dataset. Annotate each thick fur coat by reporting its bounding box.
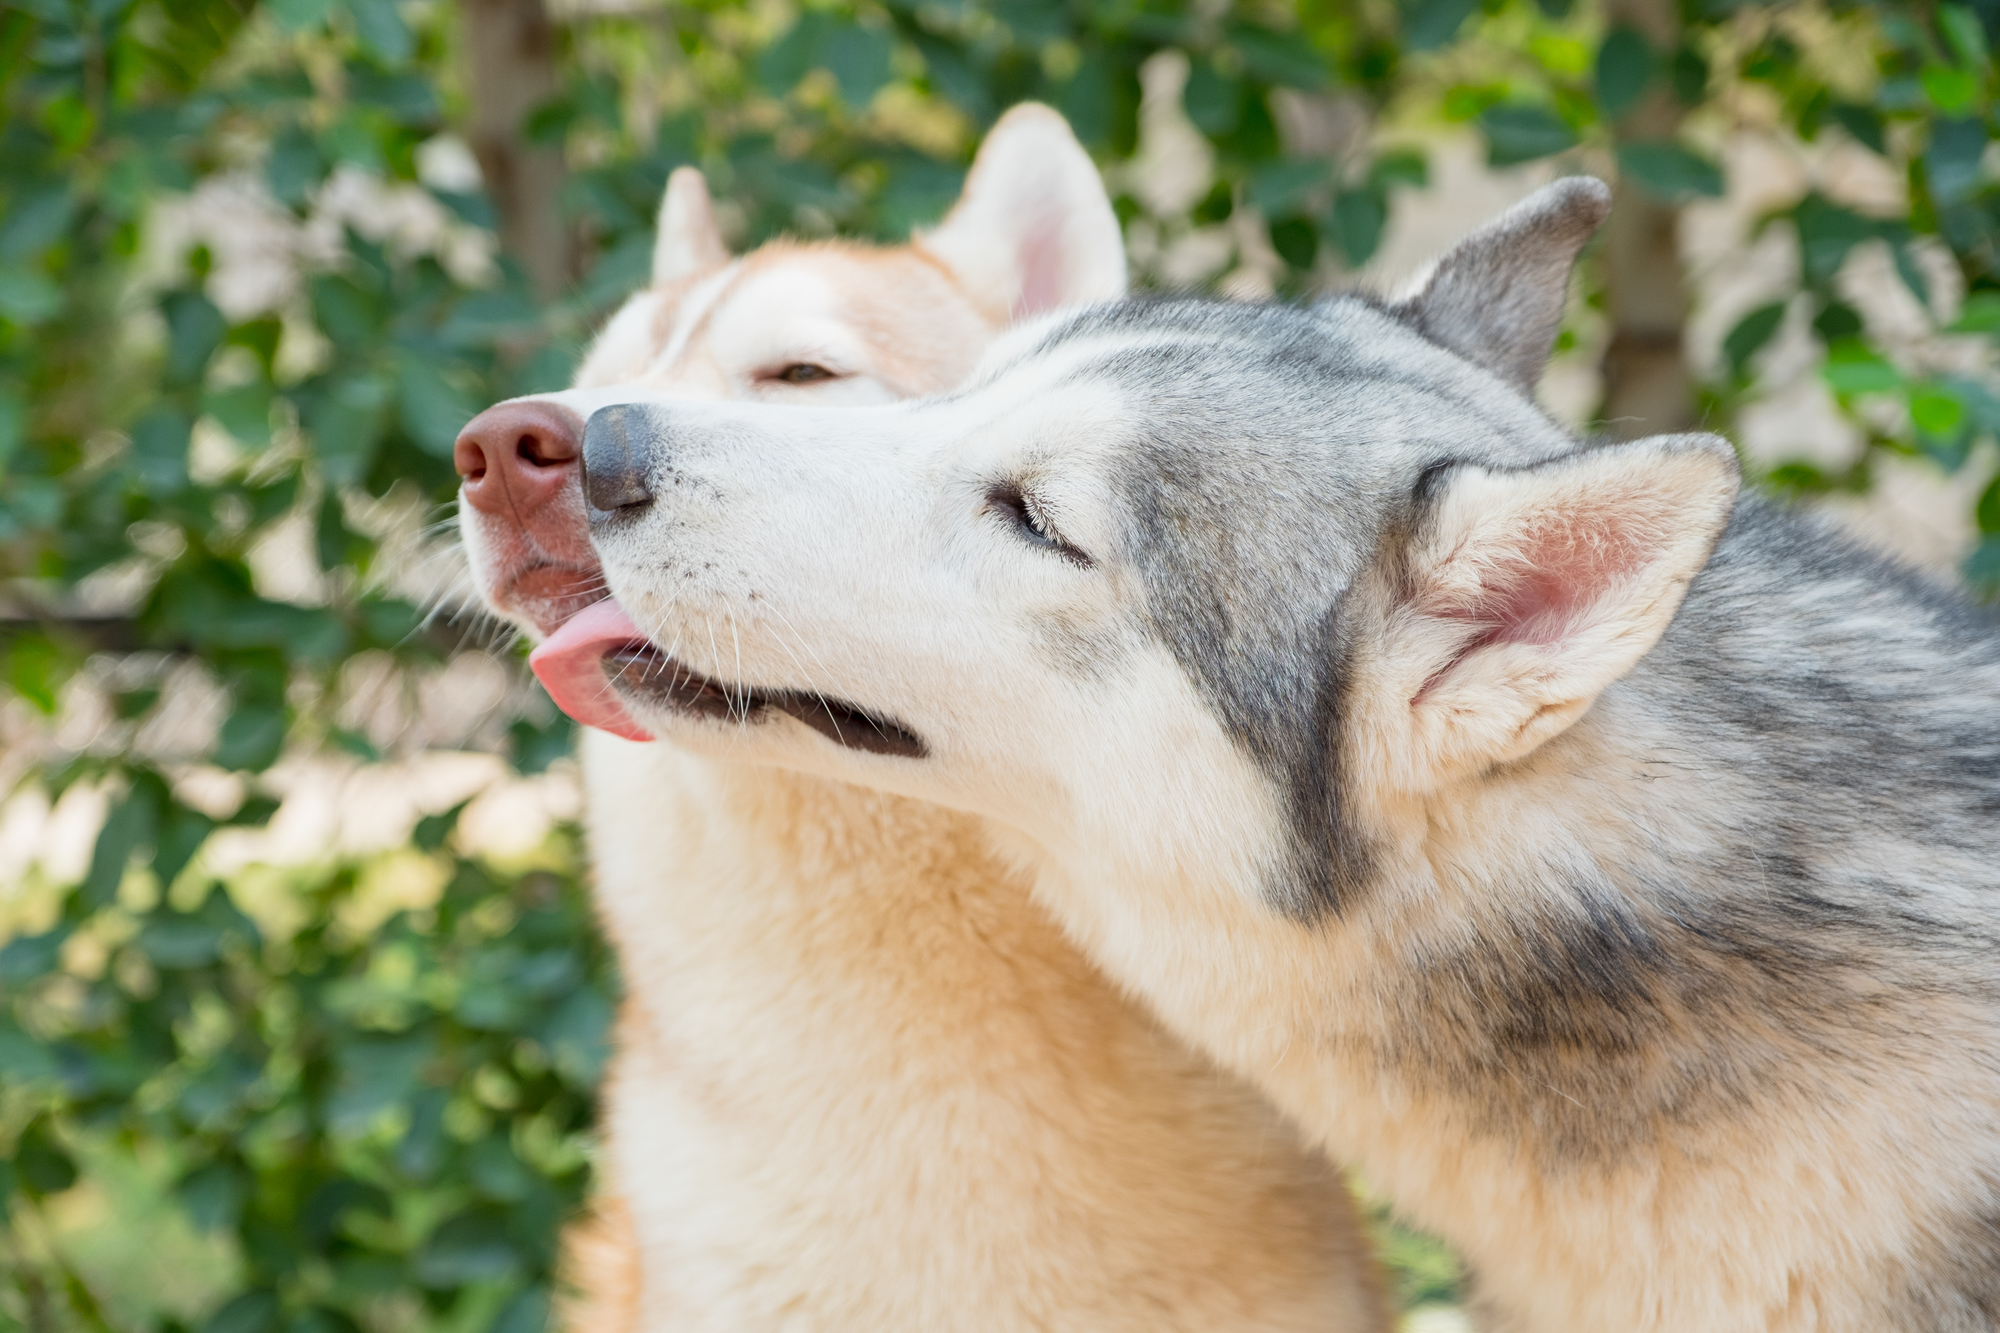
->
[562,178,2000,1330]
[455,105,1389,1333]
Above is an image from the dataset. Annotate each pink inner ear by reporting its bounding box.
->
[1012,212,1065,318]
[1414,511,1650,702]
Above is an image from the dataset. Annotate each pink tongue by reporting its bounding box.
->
[528,598,656,743]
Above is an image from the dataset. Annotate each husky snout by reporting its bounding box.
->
[452,397,600,633]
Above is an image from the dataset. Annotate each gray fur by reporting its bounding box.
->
[1385,175,1609,395]
[591,178,2000,1325]
[995,294,1588,912]
[989,292,2000,1323]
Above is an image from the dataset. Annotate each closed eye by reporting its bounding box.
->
[987,483,1091,567]
[762,362,841,385]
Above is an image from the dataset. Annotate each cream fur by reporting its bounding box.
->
[461,106,1391,1333]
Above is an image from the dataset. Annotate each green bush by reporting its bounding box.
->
[4,0,2000,1328]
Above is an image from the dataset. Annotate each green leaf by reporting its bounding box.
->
[4,637,63,713]
[1909,383,1968,437]
[1403,0,1478,52]
[1617,141,1724,199]
[343,0,412,64]
[0,1023,60,1084]
[1949,292,2000,333]
[396,354,479,459]
[131,406,192,496]
[0,269,63,325]
[306,373,390,487]
[164,290,228,386]
[328,1033,430,1133]
[491,1286,551,1333]
[540,984,612,1084]
[267,0,336,32]
[758,12,829,95]
[1227,22,1331,90]
[205,382,275,450]
[302,1179,392,1247]
[1247,159,1332,215]
[311,274,382,347]
[1268,215,1318,269]
[468,1136,537,1202]
[1820,339,1903,396]
[1793,196,1877,286]
[86,784,160,909]
[1723,302,1787,378]
[1922,64,1981,115]
[267,126,324,206]
[155,805,216,888]
[1327,188,1388,266]
[1369,150,1428,190]
[15,1120,78,1196]
[1979,475,2000,535]
[0,927,67,983]
[214,704,287,770]
[824,22,893,109]
[1964,536,2000,587]
[1595,28,1654,121]
[414,1212,523,1287]
[176,1162,247,1231]
[0,184,74,262]
[1829,103,1885,155]
[1480,105,1578,166]
[1182,58,1239,136]
[139,914,227,967]
[1927,118,1989,204]
[0,388,25,474]
[205,1291,280,1333]
[1940,5,1991,67]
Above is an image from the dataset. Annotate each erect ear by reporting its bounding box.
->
[916,102,1127,320]
[1389,176,1611,396]
[653,166,730,286]
[1360,435,1739,792]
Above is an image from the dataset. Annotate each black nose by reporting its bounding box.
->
[581,403,658,514]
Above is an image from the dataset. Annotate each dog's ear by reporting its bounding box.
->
[917,103,1126,319]
[1389,177,1610,395]
[653,166,730,285]
[1360,434,1738,791]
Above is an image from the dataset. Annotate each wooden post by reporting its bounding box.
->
[1600,0,1695,436]
[458,0,572,299]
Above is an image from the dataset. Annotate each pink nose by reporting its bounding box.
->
[454,400,585,520]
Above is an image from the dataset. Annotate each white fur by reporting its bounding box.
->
[458,106,1390,1333]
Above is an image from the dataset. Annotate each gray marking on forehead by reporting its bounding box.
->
[1010,297,1577,915]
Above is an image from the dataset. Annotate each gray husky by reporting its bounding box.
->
[541,177,2000,1330]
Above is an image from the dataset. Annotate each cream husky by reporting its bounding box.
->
[453,105,1388,1332]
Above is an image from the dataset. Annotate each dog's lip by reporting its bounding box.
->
[500,562,605,637]
[527,598,927,759]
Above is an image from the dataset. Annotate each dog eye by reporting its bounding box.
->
[772,363,837,384]
[987,484,1091,567]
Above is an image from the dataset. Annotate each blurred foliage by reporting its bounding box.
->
[2,0,2000,1328]
[2,832,611,1333]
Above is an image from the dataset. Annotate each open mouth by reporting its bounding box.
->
[529,599,926,759]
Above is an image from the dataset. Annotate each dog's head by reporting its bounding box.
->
[453,103,1125,741]
[559,179,1740,914]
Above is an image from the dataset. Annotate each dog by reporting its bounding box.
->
[546,175,2000,1330]
[454,104,1390,1332]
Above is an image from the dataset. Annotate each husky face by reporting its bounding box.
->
[570,179,1739,916]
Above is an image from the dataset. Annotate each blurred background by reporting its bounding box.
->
[1,0,1997,1328]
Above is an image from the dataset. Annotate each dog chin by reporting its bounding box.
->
[499,564,607,639]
